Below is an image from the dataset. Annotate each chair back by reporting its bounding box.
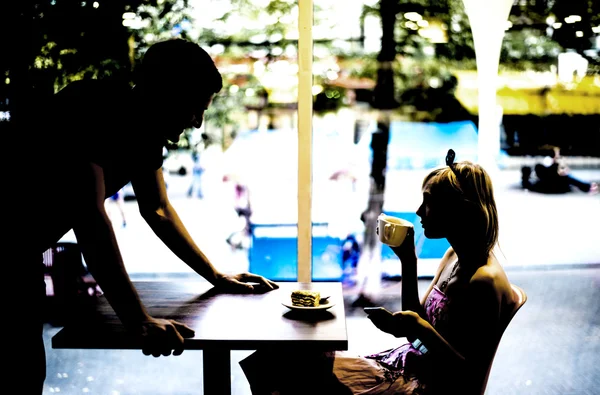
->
[42,242,85,296]
[479,283,527,394]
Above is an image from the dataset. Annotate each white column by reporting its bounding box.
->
[462,0,513,172]
[297,0,313,283]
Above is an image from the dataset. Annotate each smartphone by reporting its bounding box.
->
[363,307,391,315]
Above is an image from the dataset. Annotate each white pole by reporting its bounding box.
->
[462,0,513,173]
[297,0,313,283]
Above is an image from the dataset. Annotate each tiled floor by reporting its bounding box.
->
[42,266,600,394]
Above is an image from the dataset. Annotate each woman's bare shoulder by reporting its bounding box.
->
[470,257,513,301]
[472,255,507,282]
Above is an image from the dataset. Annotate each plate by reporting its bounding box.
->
[282,299,336,311]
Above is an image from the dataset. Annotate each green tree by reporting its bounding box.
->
[0,1,138,134]
[129,0,195,55]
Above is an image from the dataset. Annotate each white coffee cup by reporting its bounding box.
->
[377,214,413,247]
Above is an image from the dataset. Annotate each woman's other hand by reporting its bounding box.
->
[367,308,422,338]
[215,272,279,293]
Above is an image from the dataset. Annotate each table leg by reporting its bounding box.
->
[203,349,231,395]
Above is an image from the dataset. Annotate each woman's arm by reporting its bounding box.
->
[368,271,501,385]
[417,274,502,384]
[391,235,453,320]
[413,313,465,364]
[389,229,424,317]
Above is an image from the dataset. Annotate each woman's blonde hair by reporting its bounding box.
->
[423,161,499,255]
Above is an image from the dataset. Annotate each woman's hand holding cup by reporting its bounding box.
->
[376,213,417,263]
[391,227,417,263]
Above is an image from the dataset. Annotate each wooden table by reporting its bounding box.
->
[52,281,348,394]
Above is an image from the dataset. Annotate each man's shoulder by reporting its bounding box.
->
[51,79,133,127]
[56,79,131,99]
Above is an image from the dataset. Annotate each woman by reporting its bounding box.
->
[240,150,518,394]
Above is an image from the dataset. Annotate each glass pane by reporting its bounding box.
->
[7,1,599,394]
[310,1,371,282]
[36,0,304,281]
[334,1,600,395]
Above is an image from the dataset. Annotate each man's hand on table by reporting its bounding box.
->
[139,317,195,357]
[215,272,279,294]
[131,272,277,357]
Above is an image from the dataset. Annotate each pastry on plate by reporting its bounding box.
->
[291,290,320,307]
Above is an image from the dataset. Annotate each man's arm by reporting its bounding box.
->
[132,167,221,283]
[71,162,195,356]
[131,168,278,292]
[71,162,151,327]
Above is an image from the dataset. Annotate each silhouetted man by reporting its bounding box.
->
[9,38,278,394]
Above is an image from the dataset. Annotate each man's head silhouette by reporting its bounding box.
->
[134,39,223,142]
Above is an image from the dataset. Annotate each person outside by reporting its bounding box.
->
[187,150,205,198]
[105,187,127,227]
[9,38,278,394]
[187,133,211,199]
[522,145,598,194]
[240,150,519,395]
[224,175,253,250]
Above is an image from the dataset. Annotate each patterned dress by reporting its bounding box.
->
[239,285,453,395]
[332,285,452,394]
